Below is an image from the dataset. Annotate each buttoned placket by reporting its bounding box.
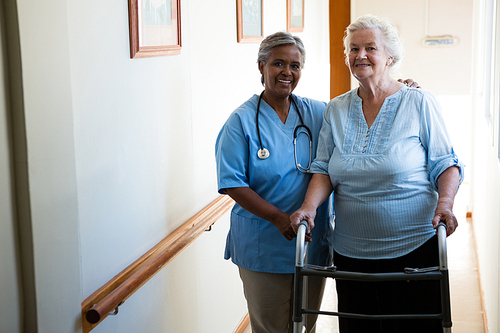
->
[362,128,370,153]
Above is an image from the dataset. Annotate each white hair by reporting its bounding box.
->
[343,14,404,68]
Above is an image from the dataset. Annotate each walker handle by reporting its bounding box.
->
[295,220,308,268]
[437,222,448,270]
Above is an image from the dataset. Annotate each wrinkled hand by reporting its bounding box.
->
[432,199,458,236]
[290,206,317,242]
[398,78,421,88]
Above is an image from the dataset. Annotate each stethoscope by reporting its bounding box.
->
[255,91,312,174]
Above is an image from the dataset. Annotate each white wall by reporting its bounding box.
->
[0,3,22,332]
[11,0,83,332]
[3,0,330,332]
[470,0,500,331]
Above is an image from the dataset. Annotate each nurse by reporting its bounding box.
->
[215,31,334,333]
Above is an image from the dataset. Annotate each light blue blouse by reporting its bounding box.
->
[216,94,335,274]
[312,86,464,259]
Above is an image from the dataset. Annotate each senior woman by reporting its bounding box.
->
[215,31,334,332]
[290,15,464,333]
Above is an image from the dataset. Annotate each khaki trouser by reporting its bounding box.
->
[239,266,325,333]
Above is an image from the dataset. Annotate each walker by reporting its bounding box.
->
[292,221,452,333]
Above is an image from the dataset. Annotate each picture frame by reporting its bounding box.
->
[287,0,304,32]
[237,0,263,43]
[128,0,182,58]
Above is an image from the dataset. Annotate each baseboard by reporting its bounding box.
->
[469,215,488,333]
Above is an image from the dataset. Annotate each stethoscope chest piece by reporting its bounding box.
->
[255,91,311,171]
[257,148,270,159]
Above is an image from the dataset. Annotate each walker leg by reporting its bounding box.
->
[293,322,305,333]
[438,223,452,332]
[293,266,304,333]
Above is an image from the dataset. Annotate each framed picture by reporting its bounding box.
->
[128,0,182,58]
[237,0,263,43]
[287,0,304,32]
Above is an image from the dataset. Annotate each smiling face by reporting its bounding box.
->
[347,28,392,82]
[259,44,302,102]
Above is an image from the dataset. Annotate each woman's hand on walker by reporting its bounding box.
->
[432,198,458,236]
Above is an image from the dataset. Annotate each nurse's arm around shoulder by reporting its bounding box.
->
[432,166,461,236]
[224,187,297,241]
[290,173,333,236]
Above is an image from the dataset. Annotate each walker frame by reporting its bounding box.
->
[292,221,452,333]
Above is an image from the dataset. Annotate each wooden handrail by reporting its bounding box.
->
[81,195,234,333]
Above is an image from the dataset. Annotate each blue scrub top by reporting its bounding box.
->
[215,94,334,274]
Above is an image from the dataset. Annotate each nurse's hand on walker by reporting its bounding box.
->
[290,206,316,242]
[290,173,334,242]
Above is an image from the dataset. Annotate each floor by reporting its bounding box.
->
[243,187,486,332]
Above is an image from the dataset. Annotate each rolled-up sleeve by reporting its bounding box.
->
[419,92,465,190]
